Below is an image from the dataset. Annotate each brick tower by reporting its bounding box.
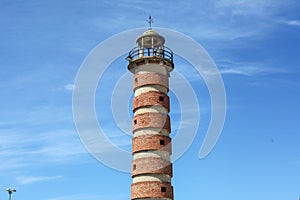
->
[126,29,174,200]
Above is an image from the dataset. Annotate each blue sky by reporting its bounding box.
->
[0,0,300,199]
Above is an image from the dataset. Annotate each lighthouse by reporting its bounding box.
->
[126,28,174,200]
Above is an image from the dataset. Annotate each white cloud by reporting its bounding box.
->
[285,20,300,26]
[214,0,281,16]
[217,60,289,76]
[48,193,127,200]
[83,0,297,46]
[64,84,74,92]
[0,129,87,171]
[178,0,295,41]
[220,66,267,76]
[16,175,62,185]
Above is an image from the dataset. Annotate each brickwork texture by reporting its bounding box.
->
[132,135,172,154]
[132,113,170,132]
[131,181,173,199]
[133,91,169,112]
[134,72,169,91]
[132,157,172,177]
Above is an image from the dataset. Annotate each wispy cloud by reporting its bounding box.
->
[213,0,287,17]
[168,0,295,41]
[48,193,127,200]
[283,20,300,27]
[217,60,290,76]
[64,84,75,92]
[85,0,292,41]
[81,0,298,53]
[172,60,288,79]
[16,175,62,185]
[0,129,87,171]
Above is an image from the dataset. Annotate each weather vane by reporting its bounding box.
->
[147,16,153,29]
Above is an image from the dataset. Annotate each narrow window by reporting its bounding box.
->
[160,140,165,145]
[161,187,166,192]
[159,96,164,101]
[133,164,136,170]
[134,119,137,124]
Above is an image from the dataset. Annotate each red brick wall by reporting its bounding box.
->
[133,91,170,112]
[132,135,172,154]
[132,113,170,133]
[133,72,168,91]
[131,181,173,199]
[132,157,172,177]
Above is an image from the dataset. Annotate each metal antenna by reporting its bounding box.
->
[147,16,153,29]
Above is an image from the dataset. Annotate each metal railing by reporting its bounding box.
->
[127,46,173,62]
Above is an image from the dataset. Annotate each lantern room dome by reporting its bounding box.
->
[136,29,165,48]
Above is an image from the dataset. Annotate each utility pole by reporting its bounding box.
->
[5,188,16,200]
